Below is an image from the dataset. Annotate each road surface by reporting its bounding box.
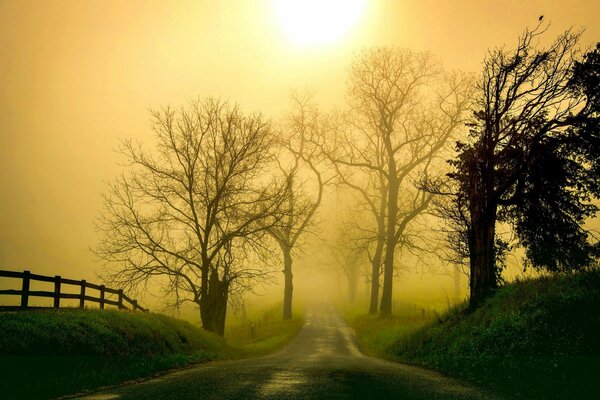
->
[75,305,501,400]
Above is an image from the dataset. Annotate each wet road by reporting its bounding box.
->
[76,305,501,400]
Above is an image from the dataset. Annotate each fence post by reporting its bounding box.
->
[79,280,86,308]
[99,285,105,310]
[117,289,123,309]
[54,275,61,308]
[132,299,138,311]
[21,270,30,308]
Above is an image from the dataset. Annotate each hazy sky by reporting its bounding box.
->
[1,0,599,282]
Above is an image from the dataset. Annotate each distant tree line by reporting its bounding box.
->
[96,21,599,335]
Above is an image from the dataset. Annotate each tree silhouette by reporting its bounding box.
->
[449,25,599,307]
[325,48,471,315]
[267,93,329,320]
[329,223,368,303]
[95,98,287,335]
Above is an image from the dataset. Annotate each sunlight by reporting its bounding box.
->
[273,0,368,47]
[3,2,600,398]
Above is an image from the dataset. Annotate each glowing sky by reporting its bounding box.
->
[0,0,599,281]
[273,0,368,47]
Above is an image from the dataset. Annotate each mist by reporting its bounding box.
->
[2,2,600,400]
[1,0,599,322]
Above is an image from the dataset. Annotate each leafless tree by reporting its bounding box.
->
[95,98,287,335]
[266,93,329,320]
[321,124,388,314]
[329,222,369,303]
[325,47,472,315]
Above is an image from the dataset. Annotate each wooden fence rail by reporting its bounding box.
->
[0,269,148,312]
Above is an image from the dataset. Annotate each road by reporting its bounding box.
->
[75,305,502,400]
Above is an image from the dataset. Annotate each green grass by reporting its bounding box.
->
[227,304,304,356]
[0,305,304,400]
[347,271,600,400]
[0,308,232,358]
[339,302,435,356]
[0,308,232,399]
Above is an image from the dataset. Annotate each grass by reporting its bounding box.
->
[227,304,304,356]
[339,301,435,356]
[346,270,600,400]
[0,305,304,400]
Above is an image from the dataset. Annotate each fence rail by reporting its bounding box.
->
[0,269,148,312]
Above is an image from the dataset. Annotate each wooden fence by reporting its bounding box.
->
[0,269,148,312]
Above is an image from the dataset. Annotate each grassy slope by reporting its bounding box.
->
[0,306,303,400]
[348,271,600,400]
[227,305,304,357]
[338,302,435,357]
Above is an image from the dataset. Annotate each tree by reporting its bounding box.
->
[449,25,599,307]
[95,98,286,336]
[327,47,471,315]
[329,220,370,303]
[322,127,387,314]
[426,174,473,303]
[267,94,328,320]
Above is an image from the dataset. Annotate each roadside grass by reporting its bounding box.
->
[226,304,304,356]
[0,308,232,400]
[0,304,304,400]
[346,271,600,400]
[339,302,436,356]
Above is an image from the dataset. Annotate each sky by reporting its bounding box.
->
[0,0,599,288]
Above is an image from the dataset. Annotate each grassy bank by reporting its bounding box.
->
[0,309,232,399]
[0,305,303,400]
[339,302,435,357]
[227,305,304,356]
[346,271,600,400]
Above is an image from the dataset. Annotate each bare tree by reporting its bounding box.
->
[95,98,286,335]
[329,222,369,303]
[425,179,472,302]
[322,125,388,314]
[325,48,472,315]
[267,93,328,320]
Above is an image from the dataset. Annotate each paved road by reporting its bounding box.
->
[76,305,502,400]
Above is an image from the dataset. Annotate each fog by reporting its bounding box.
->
[1,0,599,323]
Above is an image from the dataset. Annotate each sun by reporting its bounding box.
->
[273,0,368,47]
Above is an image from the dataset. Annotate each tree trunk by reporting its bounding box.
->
[469,211,497,307]
[282,246,293,320]
[369,183,387,314]
[199,270,229,336]
[379,241,395,316]
[380,174,399,316]
[468,160,497,308]
[369,238,384,314]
